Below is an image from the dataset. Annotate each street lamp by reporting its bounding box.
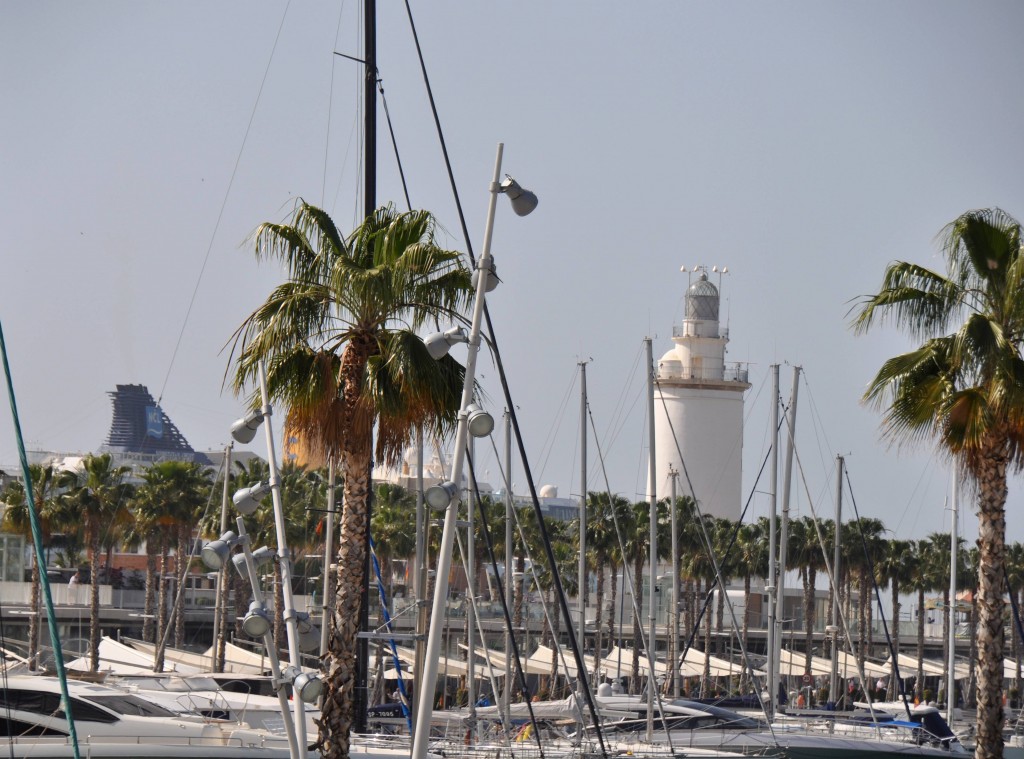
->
[411,143,536,759]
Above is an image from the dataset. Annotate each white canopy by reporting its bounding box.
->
[884,653,970,680]
[125,637,278,674]
[67,637,201,675]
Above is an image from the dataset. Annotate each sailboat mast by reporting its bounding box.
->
[767,363,779,718]
[670,464,680,698]
[947,466,959,723]
[645,338,657,742]
[355,0,376,735]
[829,455,844,705]
[579,360,588,677]
[775,366,800,682]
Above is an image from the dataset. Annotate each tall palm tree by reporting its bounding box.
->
[876,538,913,697]
[788,516,825,675]
[734,519,767,691]
[852,208,1024,758]
[59,454,133,672]
[229,201,471,757]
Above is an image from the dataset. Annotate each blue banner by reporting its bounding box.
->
[145,405,164,439]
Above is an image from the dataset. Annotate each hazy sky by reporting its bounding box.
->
[3,2,1024,545]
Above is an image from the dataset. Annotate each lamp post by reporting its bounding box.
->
[411,143,535,759]
[202,520,301,759]
[226,374,322,757]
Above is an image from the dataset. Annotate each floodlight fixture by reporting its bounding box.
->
[230,408,266,444]
[241,601,272,638]
[423,327,468,361]
[250,546,276,566]
[290,610,321,651]
[471,260,500,293]
[425,481,458,511]
[499,175,538,217]
[200,530,245,571]
[233,481,273,515]
[465,404,494,438]
[290,669,324,704]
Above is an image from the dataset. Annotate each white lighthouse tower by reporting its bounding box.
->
[653,267,750,521]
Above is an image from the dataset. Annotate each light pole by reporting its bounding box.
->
[201,520,301,759]
[224,378,323,757]
[411,142,536,759]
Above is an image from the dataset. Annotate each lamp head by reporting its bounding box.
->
[294,611,321,651]
[230,408,266,444]
[425,480,458,510]
[233,481,272,515]
[472,260,500,293]
[292,671,324,704]
[249,546,276,567]
[500,175,538,217]
[465,403,494,438]
[200,530,241,571]
[241,601,272,638]
[423,326,468,360]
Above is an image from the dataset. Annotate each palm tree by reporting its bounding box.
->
[59,454,133,672]
[876,538,914,697]
[852,208,1024,758]
[0,464,67,669]
[788,516,825,675]
[229,201,471,757]
[734,519,767,691]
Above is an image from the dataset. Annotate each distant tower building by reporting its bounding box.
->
[100,384,211,465]
[653,268,749,521]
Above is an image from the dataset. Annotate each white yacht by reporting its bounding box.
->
[0,674,306,758]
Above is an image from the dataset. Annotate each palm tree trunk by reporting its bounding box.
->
[917,586,925,701]
[175,525,188,649]
[974,440,1008,759]
[143,541,158,643]
[804,566,816,675]
[741,574,751,693]
[157,548,169,660]
[631,556,644,694]
[702,594,712,697]
[890,577,901,700]
[322,442,372,759]
[607,564,618,649]
[89,528,101,673]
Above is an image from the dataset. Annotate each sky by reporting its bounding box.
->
[3,2,1024,547]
